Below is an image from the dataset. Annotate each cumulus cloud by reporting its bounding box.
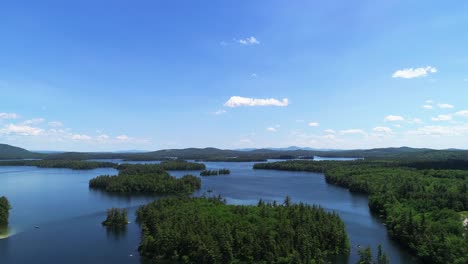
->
[71,134,92,140]
[437,103,454,109]
[0,113,19,119]
[385,115,405,122]
[431,114,452,121]
[266,127,277,132]
[237,36,260,45]
[392,66,437,79]
[0,124,43,136]
[422,105,433,109]
[455,110,468,117]
[324,129,336,134]
[408,124,468,136]
[116,135,130,141]
[308,122,319,127]
[224,96,289,107]
[340,129,366,135]
[23,118,45,125]
[373,126,393,133]
[48,121,63,127]
[213,109,226,115]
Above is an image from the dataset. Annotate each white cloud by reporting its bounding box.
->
[23,118,45,125]
[392,66,437,79]
[48,121,63,127]
[431,114,452,121]
[422,105,433,109]
[437,103,454,109]
[238,36,260,45]
[324,129,336,134]
[340,129,366,135]
[308,122,319,127]
[71,134,92,140]
[455,110,468,117]
[0,113,19,119]
[384,115,405,122]
[266,127,277,132]
[0,124,43,136]
[373,126,393,133]
[97,134,110,140]
[213,109,226,115]
[224,96,289,107]
[251,73,258,78]
[408,124,468,136]
[116,135,130,141]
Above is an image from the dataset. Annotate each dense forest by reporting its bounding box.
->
[137,196,349,264]
[0,160,116,170]
[357,245,390,264]
[254,160,468,264]
[0,196,11,226]
[102,208,128,227]
[200,169,230,176]
[90,163,201,194]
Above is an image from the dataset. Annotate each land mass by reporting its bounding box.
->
[2,143,468,161]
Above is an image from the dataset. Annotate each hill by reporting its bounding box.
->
[0,144,44,160]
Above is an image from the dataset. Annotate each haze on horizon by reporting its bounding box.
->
[1,1,468,152]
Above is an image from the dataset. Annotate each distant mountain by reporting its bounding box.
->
[0,144,45,160]
[3,144,468,161]
[236,146,341,151]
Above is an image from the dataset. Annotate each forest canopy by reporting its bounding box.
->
[137,196,349,264]
[254,160,468,264]
[0,196,11,226]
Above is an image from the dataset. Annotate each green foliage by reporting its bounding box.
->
[255,160,468,264]
[137,196,350,264]
[89,164,201,194]
[0,196,11,226]
[200,169,230,176]
[0,160,116,170]
[356,245,389,264]
[102,208,128,227]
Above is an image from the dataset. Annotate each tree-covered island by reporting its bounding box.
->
[102,208,128,227]
[137,196,350,264]
[0,196,11,226]
[200,169,230,176]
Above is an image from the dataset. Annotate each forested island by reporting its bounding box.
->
[102,208,128,227]
[90,163,201,194]
[0,160,116,170]
[0,196,10,226]
[254,160,468,264]
[200,169,230,176]
[137,196,349,264]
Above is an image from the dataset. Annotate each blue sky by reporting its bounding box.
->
[1,1,468,151]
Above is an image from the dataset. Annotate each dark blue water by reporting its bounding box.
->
[0,161,417,263]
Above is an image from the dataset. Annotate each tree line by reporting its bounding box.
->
[200,169,230,176]
[0,196,10,226]
[254,160,468,264]
[90,164,201,194]
[137,196,350,264]
[0,160,117,170]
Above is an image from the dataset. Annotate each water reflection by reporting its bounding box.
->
[105,225,128,241]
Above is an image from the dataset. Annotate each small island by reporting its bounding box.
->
[0,196,11,226]
[102,208,128,227]
[90,163,201,194]
[200,169,230,176]
[137,196,349,263]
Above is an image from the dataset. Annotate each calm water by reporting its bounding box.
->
[0,161,418,263]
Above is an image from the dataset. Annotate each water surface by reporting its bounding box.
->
[0,161,417,263]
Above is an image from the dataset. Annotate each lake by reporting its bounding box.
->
[0,161,418,263]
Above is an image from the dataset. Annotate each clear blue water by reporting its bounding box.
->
[0,161,417,263]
